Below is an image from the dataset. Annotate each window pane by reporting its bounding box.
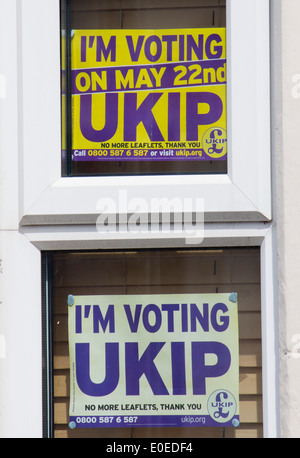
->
[61,0,227,176]
[50,248,262,438]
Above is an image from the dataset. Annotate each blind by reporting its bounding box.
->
[61,0,227,177]
[51,248,262,438]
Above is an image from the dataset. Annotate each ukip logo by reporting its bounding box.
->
[207,389,237,424]
[202,127,227,159]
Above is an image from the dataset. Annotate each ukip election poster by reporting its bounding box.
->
[67,293,239,429]
[71,29,227,162]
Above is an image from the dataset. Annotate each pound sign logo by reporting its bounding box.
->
[202,127,227,159]
[207,389,237,424]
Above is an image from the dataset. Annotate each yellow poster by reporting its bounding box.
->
[71,29,227,162]
[68,293,239,429]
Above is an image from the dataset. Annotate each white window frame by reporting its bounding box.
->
[19,0,271,226]
[20,221,279,438]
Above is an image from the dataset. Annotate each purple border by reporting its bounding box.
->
[72,149,226,161]
[69,414,239,429]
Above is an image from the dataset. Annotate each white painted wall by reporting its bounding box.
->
[272,0,300,438]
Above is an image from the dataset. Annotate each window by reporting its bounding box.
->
[16,0,276,439]
[61,0,227,177]
[20,0,271,225]
[48,248,263,438]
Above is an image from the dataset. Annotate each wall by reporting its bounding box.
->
[273,0,300,438]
